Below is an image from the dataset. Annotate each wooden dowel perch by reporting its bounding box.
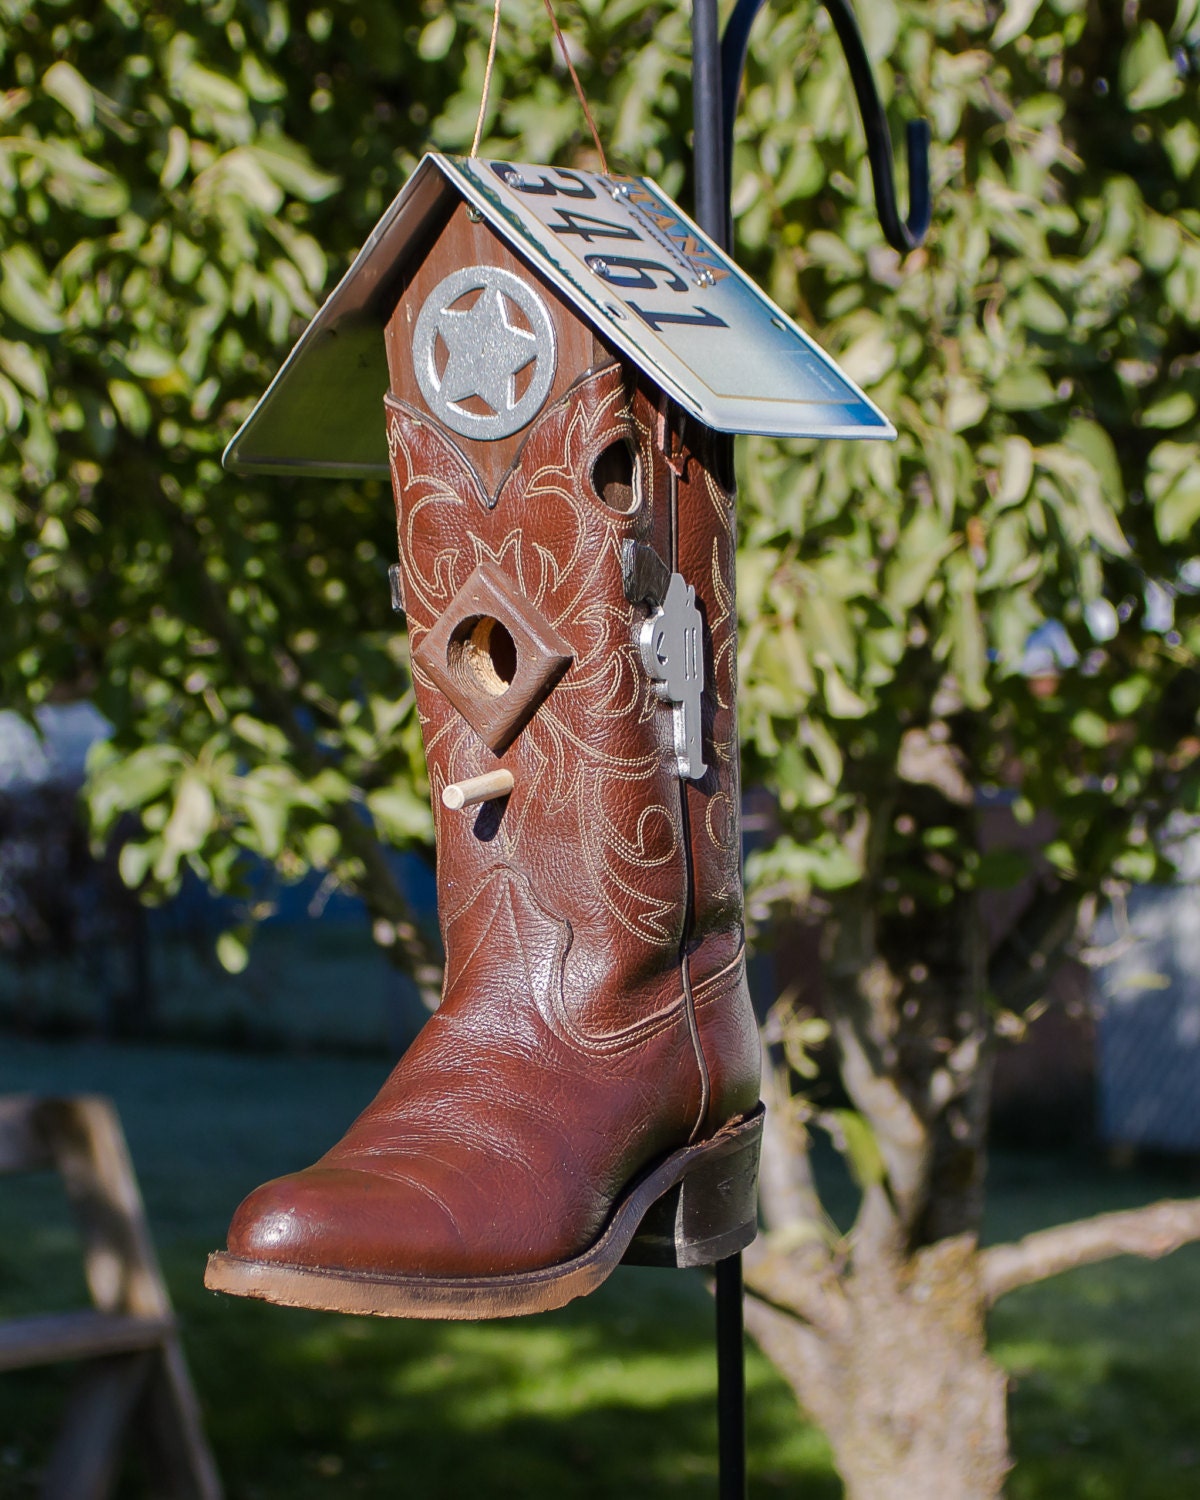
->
[442,769,515,810]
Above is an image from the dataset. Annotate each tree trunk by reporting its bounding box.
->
[750,869,1011,1498]
[747,1233,1010,1500]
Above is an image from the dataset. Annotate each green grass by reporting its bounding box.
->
[1,1037,1199,1498]
[986,1156,1200,1500]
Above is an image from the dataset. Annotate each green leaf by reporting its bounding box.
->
[1148,442,1200,543]
[268,218,326,296]
[945,573,989,709]
[162,772,216,858]
[838,319,895,387]
[945,377,988,433]
[241,54,286,103]
[823,1109,886,1190]
[996,437,1035,509]
[0,339,48,401]
[1163,120,1200,179]
[246,145,339,203]
[122,343,177,380]
[1071,710,1110,747]
[42,61,94,127]
[1114,847,1157,882]
[161,126,190,190]
[87,745,183,832]
[367,786,435,843]
[304,824,340,869]
[992,367,1059,411]
[1037,440,1130,557]
[1141,391,1196,430]
[884,511,956,610]
[177,60,248,116]
[1121,23,1184,111]
[819,662,869,719]
[802,720,844,789]
[1111,675,1152,716]
[806,232,861,277]
[1017,283,1068,334]
[419,13,456,61]
[308,767,355,806]
[10,138,129,217]
[216,928,251,975]
[117,840,158,890]
[108,380,151,436]
[975,848,1031,889]
[993,0,1043,48]
[231,714,290,758]
[0,247,63,334]
[239,781,289,859]
[745,836,862,896]
[1044,840,1078,878]
[0,373,22,430]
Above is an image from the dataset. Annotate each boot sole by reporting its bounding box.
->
[203,1103,763,1320]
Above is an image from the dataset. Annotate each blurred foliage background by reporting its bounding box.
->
[1,0,1198,979]
[5,0,1200,1492]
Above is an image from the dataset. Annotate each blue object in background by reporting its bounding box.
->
[1093,839,1200,1153]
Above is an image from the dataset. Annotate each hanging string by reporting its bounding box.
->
[469,0,609,173]
[541,0,609,174]
[470,0,504,157]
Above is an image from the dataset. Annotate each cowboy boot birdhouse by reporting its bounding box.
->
[205,156,894,1319]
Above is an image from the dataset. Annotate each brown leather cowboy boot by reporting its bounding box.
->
[206,325,761,1321]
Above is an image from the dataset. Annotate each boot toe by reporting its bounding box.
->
[226,1166,474,1276]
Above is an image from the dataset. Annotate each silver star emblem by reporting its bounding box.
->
[439,288,536,409]
[412,265,558,441]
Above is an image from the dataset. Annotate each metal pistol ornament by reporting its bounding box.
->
[640,571,707,781]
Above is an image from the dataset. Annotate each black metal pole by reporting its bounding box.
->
[694,7,743,1497]
[691,0,727,248]
[692,9,931,1500]
[715,1255,747,1500]
[718,0,931,255]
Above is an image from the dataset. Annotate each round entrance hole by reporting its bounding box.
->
[590,438,640,514]
[448,615,517,697]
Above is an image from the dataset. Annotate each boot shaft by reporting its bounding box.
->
[383,202,757,1121]
[386,362,687,1030]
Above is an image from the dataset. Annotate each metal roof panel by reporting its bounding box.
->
[223,154,895,477]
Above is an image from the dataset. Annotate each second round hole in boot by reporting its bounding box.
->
[591,438,640,514]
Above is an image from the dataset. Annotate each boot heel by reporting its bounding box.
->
[623,1105,763,1269]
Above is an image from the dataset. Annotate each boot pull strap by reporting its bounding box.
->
[654,393,689,480]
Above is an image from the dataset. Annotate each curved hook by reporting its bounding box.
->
[716,0,932,254]
[819,0,931,252]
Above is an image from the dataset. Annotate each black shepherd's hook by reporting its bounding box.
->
[692,0,932,256]
[690,15,929,1500]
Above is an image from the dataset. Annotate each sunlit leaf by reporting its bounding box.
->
[216,928,251,975]
[1120,22,1184,111]
[42,61,93,128]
